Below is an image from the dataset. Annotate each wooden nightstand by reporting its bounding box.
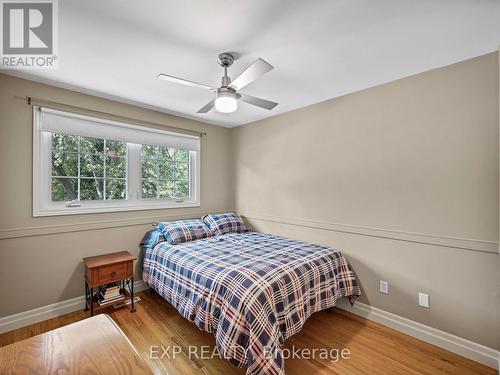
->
[83,251,137,316]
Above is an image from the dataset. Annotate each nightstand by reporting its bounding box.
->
[83,251,137,316]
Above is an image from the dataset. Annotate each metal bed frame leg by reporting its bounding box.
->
[130,276,136,313]
[90,286,94,316]
[84,281,89,311]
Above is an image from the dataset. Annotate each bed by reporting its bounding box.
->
[141,230,361,375]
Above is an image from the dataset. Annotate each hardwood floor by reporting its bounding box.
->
[0,291,495,375]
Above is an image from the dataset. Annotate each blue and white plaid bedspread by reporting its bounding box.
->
[143,231,361,375]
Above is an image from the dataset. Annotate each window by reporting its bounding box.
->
[33,107,200,216]
[140,145,189,199]
[51,134,127,202]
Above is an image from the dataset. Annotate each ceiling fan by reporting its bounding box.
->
[158,52,278,114]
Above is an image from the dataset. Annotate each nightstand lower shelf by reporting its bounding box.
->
[85,286,133,313]
[84,277,136,316]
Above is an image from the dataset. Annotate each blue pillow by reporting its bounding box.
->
[139,229,166,248]
[156,219,212,245]
[202,212,247,235]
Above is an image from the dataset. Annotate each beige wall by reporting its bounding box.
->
[0,73,233,316]
[231,52,500,350]
[0,52,498,351]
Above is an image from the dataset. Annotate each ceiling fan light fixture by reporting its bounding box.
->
[215,89,238,113]
[158,53,277,114]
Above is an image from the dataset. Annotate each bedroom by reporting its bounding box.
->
[0,1,499,374]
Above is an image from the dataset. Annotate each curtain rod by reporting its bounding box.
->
[15,95,207,137]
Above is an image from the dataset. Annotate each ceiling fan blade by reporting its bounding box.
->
[158,74,215,91]
[239,93,278,110]
[197,99,215,113]
[229,58,273,90]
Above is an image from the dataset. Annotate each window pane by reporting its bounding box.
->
[141,157,157,179]
[176,181,189,198]
[159,147,175,163]
[105,140,126,157]
[175,149,188,163]
[80,136,104,155]
[80,154,104,177]
[52,151,78,177]
[159,180,174,199]
[80,178,104,200]
[52,133,78,152]
[141,144,158,160]
[107,156,126,178]
[106,179,126,200]
[52,178,77,201]
[142,180,157,198]
[159,162,174,180]
[175,162,188,181]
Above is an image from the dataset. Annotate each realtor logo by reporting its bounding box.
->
[1,0,58,69]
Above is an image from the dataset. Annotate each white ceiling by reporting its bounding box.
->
[6,0,500,127]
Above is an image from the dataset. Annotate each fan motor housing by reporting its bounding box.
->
[221,75,231,87]
[217,86,240,98]
[218,53,234,68]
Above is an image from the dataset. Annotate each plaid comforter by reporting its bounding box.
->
[143,231,361,375]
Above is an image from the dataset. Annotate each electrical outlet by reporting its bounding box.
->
[379,280,389,294]
[418,293,430,308]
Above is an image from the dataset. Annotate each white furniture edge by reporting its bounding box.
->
[0,280,148,335]
[336,298,499,370]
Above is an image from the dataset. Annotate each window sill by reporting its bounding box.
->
[33,200,201,217]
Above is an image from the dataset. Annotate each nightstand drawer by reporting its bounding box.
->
[85,260,134,287]
[97,262,130,284]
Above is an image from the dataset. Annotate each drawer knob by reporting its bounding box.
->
[110,271,116,277]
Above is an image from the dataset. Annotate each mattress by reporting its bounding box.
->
[142,231,361,375]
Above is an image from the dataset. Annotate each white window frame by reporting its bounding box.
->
[33,107,201,217]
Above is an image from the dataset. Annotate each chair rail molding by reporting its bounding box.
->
[0,209,233,239]
[240,212,498,254]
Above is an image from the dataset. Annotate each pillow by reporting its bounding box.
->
[202,212,247,235]
[139,228,166,249]
[156,219,212,245]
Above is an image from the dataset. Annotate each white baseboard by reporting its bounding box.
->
[1,284,497,371]
[0,280,148,335]
[336,298,499,370]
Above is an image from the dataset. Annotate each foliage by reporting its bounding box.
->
[51,133,190,202]
[140,145,189,199]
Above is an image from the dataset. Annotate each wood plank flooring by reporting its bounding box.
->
[0,291,495,375]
